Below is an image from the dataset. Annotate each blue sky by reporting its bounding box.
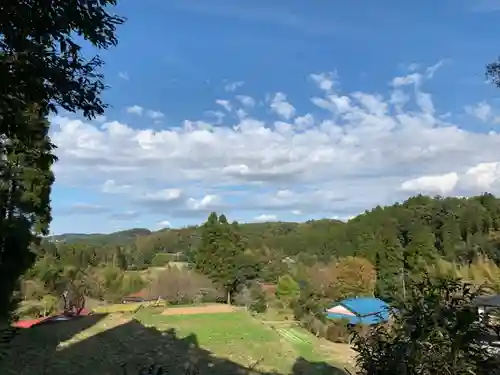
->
[49,0,500,234]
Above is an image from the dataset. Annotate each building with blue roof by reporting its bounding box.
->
[325,297,391,325]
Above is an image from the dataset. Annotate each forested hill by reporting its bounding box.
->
[49,228,152,245]
[45,194,500,290]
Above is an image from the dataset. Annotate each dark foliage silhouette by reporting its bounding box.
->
[0,313,348,375]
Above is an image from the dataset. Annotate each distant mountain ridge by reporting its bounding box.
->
[48,228,152,245]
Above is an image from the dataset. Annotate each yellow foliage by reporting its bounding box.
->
[306,256,377,300]
[92,302,143,314]
[429,256,500,292]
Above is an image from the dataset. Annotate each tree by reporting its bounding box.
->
[352,274,500,375]
[0,0,124,321]
[276,274,300,303]
[193,213,258,304]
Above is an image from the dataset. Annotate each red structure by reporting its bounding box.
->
[12,308,92,329]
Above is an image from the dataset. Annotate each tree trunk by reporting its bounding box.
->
[227,291,231,305]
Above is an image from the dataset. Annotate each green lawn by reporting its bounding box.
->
[1,309,352,375]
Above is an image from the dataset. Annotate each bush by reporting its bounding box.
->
[16,295,59,318]
[150,253,171,267]
[300,313,327,338]
[325,319,351,343]
[276,274,300,304]
[145,266,223,304]
[248,285,267,313]
[352,275,500,375]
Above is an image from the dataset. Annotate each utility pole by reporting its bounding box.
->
[401,266,406,300]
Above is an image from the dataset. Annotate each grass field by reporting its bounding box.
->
[1,308,353,375]
[92,302,143,314]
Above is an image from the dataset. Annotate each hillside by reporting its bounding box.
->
[49,228,152,245]
[42,193,500,297]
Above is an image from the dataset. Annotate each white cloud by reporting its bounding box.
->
[95,115,107,123]
[270,92,296,120]
[187,195,221,211]
[205,110,225,124]
[254,214,278,222]
[146,110,165,120]
[400,172,459,195]
[101,179,132,194]
[118,72,129,80]
[126,105,144,116]
[216,99,232,112]
[294,113,315,130]
[224,81,244,92]
[140,188,183,203]
[310,72,337,92]
[236,95,256,108]
[157,220,172,228]
[466,101,493,122]
[400,162,500,196]
[392,72,422,87]
[50,65,500,222]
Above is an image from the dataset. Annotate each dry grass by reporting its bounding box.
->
[92,303,143,314]
[161,304,236,316]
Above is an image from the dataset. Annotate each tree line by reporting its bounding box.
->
[24,192,500,328]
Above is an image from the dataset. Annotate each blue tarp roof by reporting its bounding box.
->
[325,297,391,325]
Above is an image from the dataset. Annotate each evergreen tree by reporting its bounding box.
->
[0,0,124,321]
[0,107,55,319]
[193,213,258,304]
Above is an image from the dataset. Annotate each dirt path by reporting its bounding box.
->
[161,304,237,316]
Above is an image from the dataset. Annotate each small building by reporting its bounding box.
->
[122,290,160,304]
[258,282,277,296]
[325,297,391,325]
[473,294,500,324]
[472,294,500,353]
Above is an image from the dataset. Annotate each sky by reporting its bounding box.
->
[49,0,500,234]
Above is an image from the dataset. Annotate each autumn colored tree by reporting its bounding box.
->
[332,256,377,298]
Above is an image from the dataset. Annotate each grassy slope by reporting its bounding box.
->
[1,309,352,375]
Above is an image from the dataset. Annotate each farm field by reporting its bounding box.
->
[0,306,353,375]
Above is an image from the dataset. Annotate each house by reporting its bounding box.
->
[122,290,160,304]
[325,297,391,325]
[258,282,277,296]
[473,294,500,326]
[472,294,500,353]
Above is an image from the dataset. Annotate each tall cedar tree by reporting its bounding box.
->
[0,107,55,319]
[193,213,258,304]
[0,1,124,320]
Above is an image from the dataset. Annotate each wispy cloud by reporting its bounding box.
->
[147,110,165,120]
[216,99,232,112]
[224,81,244,92]
[118,71,129,80]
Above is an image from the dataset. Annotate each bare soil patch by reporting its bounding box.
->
[161,304,237,316]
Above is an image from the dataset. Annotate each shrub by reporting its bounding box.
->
[352,274,500,375]
[300,313,327,338]
[324,319,351,343]
[248,284,267,313]
[146,266,223,304]
[276,274,300,305]
[150,253,171,267]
